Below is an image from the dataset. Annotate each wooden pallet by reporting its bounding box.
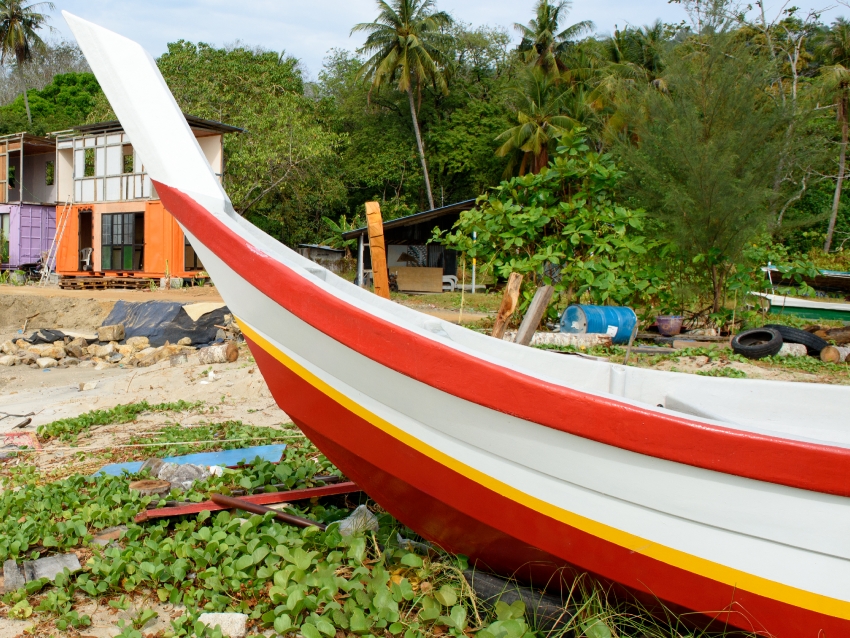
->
[59,276,154,291]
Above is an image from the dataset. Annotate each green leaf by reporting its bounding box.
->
[581,620,613,638]
[274,614,292,633]
[349,608,369,633]
[400,553,422,567]
[301,622,322,638]
[434,584,457,607]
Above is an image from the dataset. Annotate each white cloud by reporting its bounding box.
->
[49,0,846,77]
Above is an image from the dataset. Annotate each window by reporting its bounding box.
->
[184,233,204,271]
[123,146,134,173]
[101,212,144,271]
[45,161,54,186]
[7,165,15,189]
[0,212,9,263]
[84,148,95,177]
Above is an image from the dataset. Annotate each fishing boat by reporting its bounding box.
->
[752,291,850,321]
[65,13,850,637]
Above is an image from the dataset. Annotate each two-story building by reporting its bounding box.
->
[53,115,240,283]
[0,133,57,272]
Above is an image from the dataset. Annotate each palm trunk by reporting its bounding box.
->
[18,66,31,125]
[825,100,848,253]
[406,86,435,210]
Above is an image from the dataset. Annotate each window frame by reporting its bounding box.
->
[101,212,144,271]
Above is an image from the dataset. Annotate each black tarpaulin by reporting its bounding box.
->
[101,301,228,347]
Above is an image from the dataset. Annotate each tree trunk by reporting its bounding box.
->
[19,66,32,125]
[825,101,848,253]
[406,86,435,210]
[711,264,722,314]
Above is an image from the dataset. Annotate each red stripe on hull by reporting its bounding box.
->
[246,336,849,638]
[155,183,850,497]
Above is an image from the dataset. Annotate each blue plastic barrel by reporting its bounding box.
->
[559,304,637,345]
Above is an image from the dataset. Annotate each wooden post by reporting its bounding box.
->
[515,285,554,346]
[492,273,523,340]
[365,201,390,299]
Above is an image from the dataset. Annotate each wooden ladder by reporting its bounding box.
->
[39,197,72,286]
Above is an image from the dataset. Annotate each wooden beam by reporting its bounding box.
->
[515,285,554,346]
[365,201,390,299]
[492,273,523,339]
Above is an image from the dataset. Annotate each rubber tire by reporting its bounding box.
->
[764,324,828,356]
[731,328,784,359]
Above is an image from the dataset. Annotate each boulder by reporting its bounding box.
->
[88,343,116,358]
[63,357,80,366]
[64,344,85,359]
[28,344,64,359]
[116,344,134,357]
[198,342,239,364]
[67,337,88,349]
[177,337,192,346]
[36,358,58,369]
[16,352,37,366]
[14,339,27,349]
[126,336,150,351]
[97,324,125,342]
[0,341,16,355]
[0,355,15,367]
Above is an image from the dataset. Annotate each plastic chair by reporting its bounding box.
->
[80,247,93,270]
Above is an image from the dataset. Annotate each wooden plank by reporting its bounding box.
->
[492,273,523,339]
[135,481,360,522]
[365,202,390,299]
[515,285,554,346]
[391,266,443,293]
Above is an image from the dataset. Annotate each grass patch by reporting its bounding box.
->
[37,401,205,443]
[696,367,747,378]
[392,291,501,314]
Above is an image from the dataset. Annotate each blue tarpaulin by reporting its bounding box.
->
[95,444,287,476]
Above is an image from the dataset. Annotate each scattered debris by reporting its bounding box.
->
[338,504,379,536]
[91,525,128,546]
[196,612,248,638]
[79,380,98,391]
[503,331,612,348]
[97,444,288,476]
[4,555,81,593]
[198,342,239,364]
[128,479,172,497]
[157,462,211,490]
[209,493,326,530]
[821,345,850,363]
[136,482,360,522]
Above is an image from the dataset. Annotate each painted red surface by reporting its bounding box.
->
[136,481,360,522]
[155,182,850,498]
[247,337,849,637]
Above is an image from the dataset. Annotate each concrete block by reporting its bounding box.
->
[3,560,25,593]
[22,554,81,582]
[126,336,150,351]
[1,340,16,355]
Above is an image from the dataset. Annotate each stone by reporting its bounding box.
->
[94,361,114,371]
[63,357,80,366]
[778,343,808,357]
[29,344,64,359]
[0,355,15,367]
[198,342,239,364]
[79,381,98,391]
[65,344,85,359]
[97,324,125,342]
[88,343,116,358]
[21,554,81,582]
[107,352,124,363]
[3,560,25,593]
[126,336,150,351]
[1,340,16,355]
[116,344,134,357]
[177,337,192,346]
[170,352,189,367]
[196,613,248,638]
[14,339,27,349]
[157,462,210,490]
[16,353,36,365]
[36,358,58,369]
[78,360,96,368]
[67,337,88,349]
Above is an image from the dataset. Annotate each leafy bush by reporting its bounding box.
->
[438,130,666,316]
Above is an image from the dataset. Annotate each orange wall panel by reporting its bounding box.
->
[55,206,79,275]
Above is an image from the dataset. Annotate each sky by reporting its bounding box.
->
[44,0,849,79]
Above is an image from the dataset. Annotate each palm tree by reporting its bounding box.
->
[514,0,594,77]
[352,0,451,211]
[819,18,850,253]
[0,0,53,126]
[496,68,578,174]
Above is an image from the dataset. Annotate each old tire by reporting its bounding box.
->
[731,328,783,359]
[764,324,828,356]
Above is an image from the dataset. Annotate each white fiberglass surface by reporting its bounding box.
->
[205,257,850,601]
[66,11,850,448]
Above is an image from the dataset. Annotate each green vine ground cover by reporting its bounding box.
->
[0,406,757,637]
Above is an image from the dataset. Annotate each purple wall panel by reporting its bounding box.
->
[5,204,56,268]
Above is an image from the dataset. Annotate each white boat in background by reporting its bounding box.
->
[64,12,850,636]
[753,291,850,321]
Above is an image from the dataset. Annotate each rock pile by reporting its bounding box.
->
[0,323,204,370]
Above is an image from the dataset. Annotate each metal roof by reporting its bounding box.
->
[298,244,344,253]
[67,114,244,136]
[341,199,477,240]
